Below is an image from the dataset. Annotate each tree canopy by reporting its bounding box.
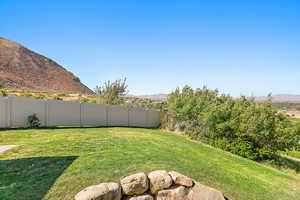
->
[164,86,300,160]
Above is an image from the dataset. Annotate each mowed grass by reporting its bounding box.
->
[289,117,300,123]
[0,128,300,200]
[286,151,300,159]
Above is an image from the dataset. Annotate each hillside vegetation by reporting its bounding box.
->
[0,88,164,109]
[164,86,300,160]
[0,128,300,200]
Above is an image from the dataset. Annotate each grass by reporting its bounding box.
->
[286,151,300,160]
[288,117,300,124]
[0,127,300,200]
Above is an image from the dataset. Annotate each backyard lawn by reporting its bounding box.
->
[286,151,300,160]
[0,127,300,200]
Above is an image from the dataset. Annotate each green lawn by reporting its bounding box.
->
[0,128,300,200]
[288,117,300,124]
[286,151,300,159]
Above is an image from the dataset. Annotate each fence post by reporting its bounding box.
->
[146,109,149,128]
[7,96,12,128]
[128,107,130,127]
[4,97,8,128]
[44,99,47,127]
[106,105,109,127]
[80,102,83,127]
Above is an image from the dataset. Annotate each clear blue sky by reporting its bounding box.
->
[1,0,299,96]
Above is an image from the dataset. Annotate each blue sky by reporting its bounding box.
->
[1,0,299,96]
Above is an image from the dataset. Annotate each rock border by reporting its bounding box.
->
[75,170,226,200]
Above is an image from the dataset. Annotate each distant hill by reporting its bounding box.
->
[137,93,300,103]
[0,37,93,94]
[255,94,300,103]
[136,94,169,101]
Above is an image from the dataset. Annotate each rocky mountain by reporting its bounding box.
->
[0,37,93,94]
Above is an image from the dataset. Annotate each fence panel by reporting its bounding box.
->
[81,103,107,126]
[0,96,161,128]
[129,107,148,127]
[107,105,129,126]
[0,97,7,128]
[47,100,81,126]
[147,110,161,128]
[11,97,46,127]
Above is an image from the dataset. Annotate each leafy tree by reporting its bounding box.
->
[95,78,128,105]
[164,86,300,160]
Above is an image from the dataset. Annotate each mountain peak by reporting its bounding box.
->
[0,37,20,49]
[0,37,93,94]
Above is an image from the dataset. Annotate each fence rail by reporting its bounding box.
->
[0,96,161,128]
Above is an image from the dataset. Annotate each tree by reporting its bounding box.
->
[95,78,128,105]
[164,86,300,160]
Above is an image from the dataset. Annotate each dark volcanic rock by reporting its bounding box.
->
[0,37,93,94]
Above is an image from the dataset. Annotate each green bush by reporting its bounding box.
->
[0,90,7,97]
[24,93,33,98]
[165,86,300,160]
[95,78,128,105]
[57,93,68,97]
[33,94,46,99]
[27,114,41,128]
[53,96,63,100]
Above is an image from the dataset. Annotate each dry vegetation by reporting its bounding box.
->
[0,89,164,109]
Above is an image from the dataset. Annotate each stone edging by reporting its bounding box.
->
[75,170,227,200]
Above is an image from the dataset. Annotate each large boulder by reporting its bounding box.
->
[120,172,149,195]
[156,186,188,200]
[126,194,154,200]
[74,182,121,200]
[168,171,193,187]
[188,183,225,200]
[148,170,173,193]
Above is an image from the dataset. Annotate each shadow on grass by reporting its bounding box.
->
[265,155,300,173]
[0,156,77,200]
[0,126,157,131]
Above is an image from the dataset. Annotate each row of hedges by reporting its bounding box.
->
[163,86,300,160]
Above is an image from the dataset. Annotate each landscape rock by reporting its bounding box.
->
[74,182,121,200]
[126,194,154,200]
[148,170,173,193]
[168,171,193,187]
[156,186,188,200]
[74,170,227,200]
[120,172,149,195]
[188,183,225,200]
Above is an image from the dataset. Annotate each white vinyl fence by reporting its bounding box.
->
[0,96,161,128]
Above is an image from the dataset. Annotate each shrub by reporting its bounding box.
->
[53,96,63,100]
[95,78,128,105]
[57,93,68,97]
[165,86,300,160]
[0,90,7,97]
[27,114,41,128]
[24,93,33,98]
[33,94,46,99]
